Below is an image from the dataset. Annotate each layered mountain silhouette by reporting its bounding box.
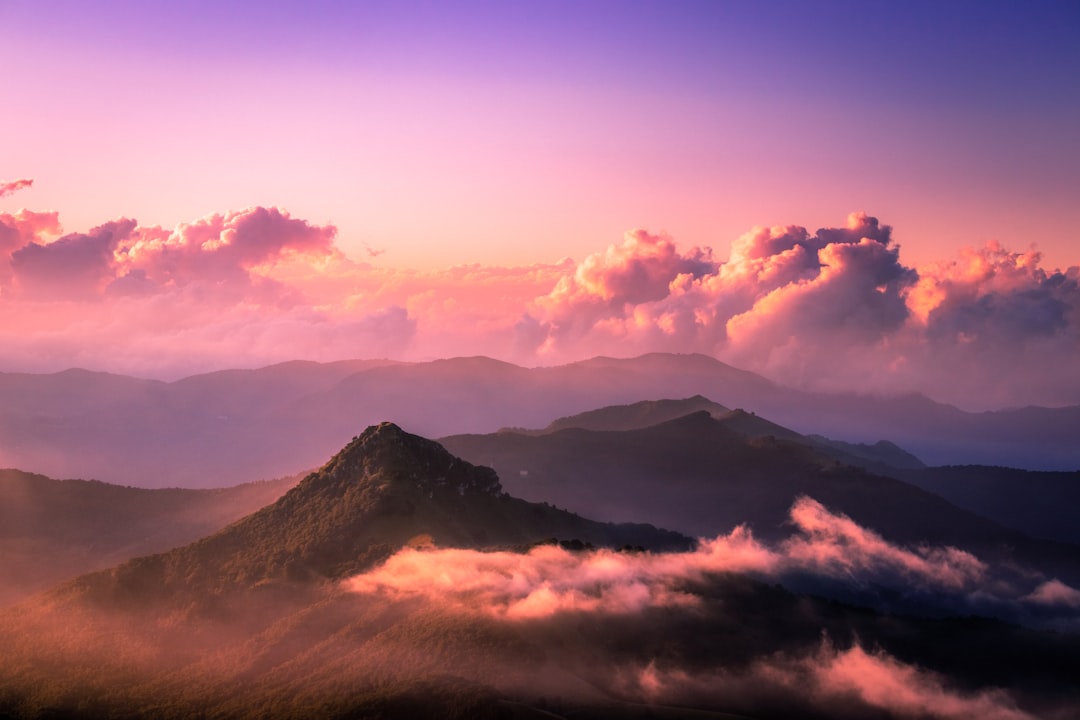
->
[2,354,1077,489]
[517,396,1080,545]
[441,407,1080,586]
[2,423,1078,720]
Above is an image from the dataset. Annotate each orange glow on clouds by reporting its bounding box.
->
[1,200,1078,409]
[346,496,1007,618]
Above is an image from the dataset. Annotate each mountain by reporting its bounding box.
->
[440,411,1080,587]
[1,424,1078,720]
[71,422,689,605]
[0,469,298,606]
[528,394,733,434]
[893,465,1080,545]
[1,354,1077,489]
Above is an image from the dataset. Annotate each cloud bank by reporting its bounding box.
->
[346,497,1060,720]
[630,642,1036,720]
[1,196,1077,408]
[346,497,1068,621]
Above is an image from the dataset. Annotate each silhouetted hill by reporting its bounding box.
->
[441,412,1080,586]
[526,395,730,434]
[0,468,298,606]
[70,423,689,607]
[528,396,924,470]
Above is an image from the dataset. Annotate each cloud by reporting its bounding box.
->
[900,241,1080,406]
[0,178,33,198]
[522,211,1079,407]
[0,210,62,281]
[781,496,985,590]
[526,212,919,375]
[1,203,1078,408]
[346,497,989,619]
[346,497,1051,720]
[115,206,337,291]
[632,642,1035,720]
[1025,579,1080,608]
[529,229,718,356]
[11,219,138,300]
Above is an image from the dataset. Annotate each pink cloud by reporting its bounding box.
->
[630,642,1035,720]
[530,229,718,356]
[782,496,985,590]
[346,496,988,619]
[10,219,138,300]
[0,178,33,198]
[800,643,1033,720]
[1,203,1078,409]
[1025,579,1080,609]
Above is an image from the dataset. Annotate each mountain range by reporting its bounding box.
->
[2,354,1077,489]
[2,423,1078,719]
[441,407,1080,591]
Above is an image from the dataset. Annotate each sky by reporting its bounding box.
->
[2,1,1080,408]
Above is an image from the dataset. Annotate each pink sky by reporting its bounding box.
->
[2,2,1079,408]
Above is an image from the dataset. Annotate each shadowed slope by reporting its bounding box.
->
[0,469,298,606]
[441,412,1080,586]
[70,423,689,606]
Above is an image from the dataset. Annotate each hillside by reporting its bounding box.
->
[0,469,298,606]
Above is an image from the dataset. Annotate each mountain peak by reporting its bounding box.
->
[320,422,502,497]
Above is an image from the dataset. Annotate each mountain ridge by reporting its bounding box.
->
[65,423,690,608]
[1,353,1077,489]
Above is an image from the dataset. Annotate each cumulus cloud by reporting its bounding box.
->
[901,242,1080,406]
[11,219,138,300]
[523,211,1080,407]
[526,212,919,377]
[0,206,426,375]
[0,210,62,281]
[529,229,718,356]
[0,178,33,198]
[1,202,1078,407]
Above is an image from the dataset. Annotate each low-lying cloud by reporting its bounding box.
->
[346,497,1068,621]
[1,200,1077,407]
[346,497,1062,720]
[630,642,1035,720]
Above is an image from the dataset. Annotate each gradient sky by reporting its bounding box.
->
[2,1,1080,408]
[4,0,1079,269]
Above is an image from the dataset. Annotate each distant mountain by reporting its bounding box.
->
[529,395,733,434]
[0,469,297,606]
[1,354,1076,488]
[441,411,1080,586]
[532,395,925,470]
